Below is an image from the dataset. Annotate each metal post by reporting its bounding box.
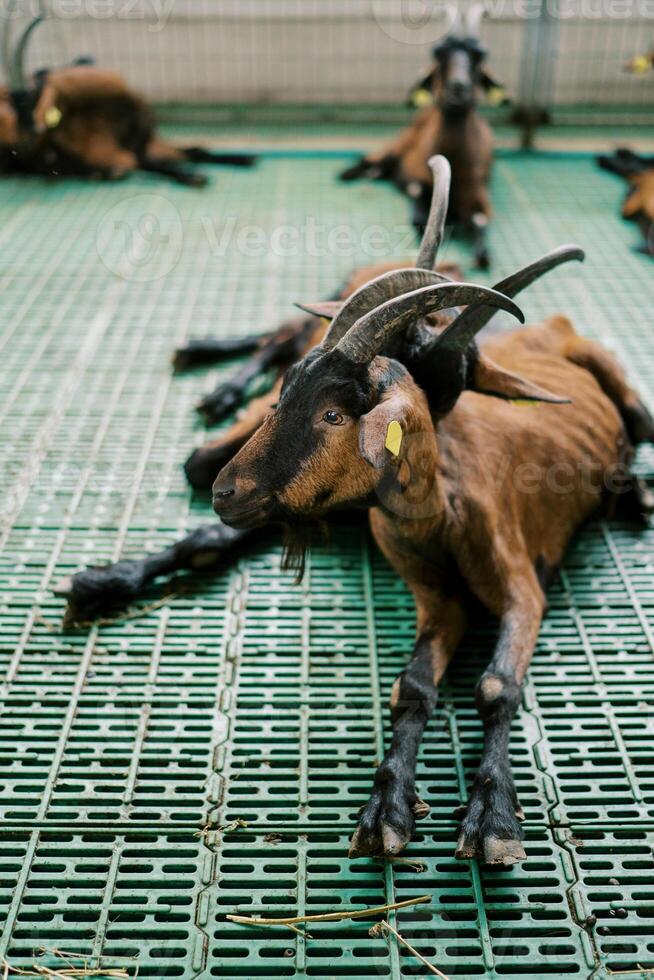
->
[514,0,559,148]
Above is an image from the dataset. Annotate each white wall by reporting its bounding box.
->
[6,0,654,108]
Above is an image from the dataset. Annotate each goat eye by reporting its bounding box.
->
[323,410,344,425]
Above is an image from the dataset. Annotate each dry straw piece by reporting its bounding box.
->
[227,893,432,931]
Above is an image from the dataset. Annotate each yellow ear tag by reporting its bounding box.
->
[385,419,403,457]
[44,106,62,128]
[510,398,534,407]
[412,88,433,108]
[632,55,651,74]
[487,86,506,107]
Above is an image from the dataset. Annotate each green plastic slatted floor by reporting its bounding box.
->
[1,144,654,980]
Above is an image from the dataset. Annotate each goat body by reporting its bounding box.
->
[0,65,255,184]
[597,148,654,256]
[339,18,499,268]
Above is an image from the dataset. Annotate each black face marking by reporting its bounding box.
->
[254,348,375,495]
[430,35,487,112]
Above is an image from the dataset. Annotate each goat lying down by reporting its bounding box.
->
[338,3,500,268]
[0,10,255,185]
[56,158,654,863]
[598,148,654,257]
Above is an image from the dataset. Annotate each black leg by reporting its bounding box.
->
[173,334,266,372]
[52,523,251,621]
[140,156,208,187]
[196,356,276,424]
[456,583,543,866]
[181,147,257,167]
[350,598,464,857]
[184,439,249,490]
[196,324,307,425]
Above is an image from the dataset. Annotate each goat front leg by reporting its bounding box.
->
[350,595,465,857]
[456,571,544,866]
[52,523,251,622]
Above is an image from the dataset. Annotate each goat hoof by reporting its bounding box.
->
[349,780,423,857]
[349,820,411,858]
[52,575,73,598]
[483,835,526,866]
[413,797,430,820]
[475,252,491,271]
[455,832,479,860]
[196,384,242,424]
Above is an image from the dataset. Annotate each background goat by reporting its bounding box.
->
[338,2,503,269]
[209,169,654,862]
[598,148,654,256]
[0,6,255,185]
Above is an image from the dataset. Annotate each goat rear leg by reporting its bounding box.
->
[197,322,308,424]
[350,596,464,857]
[566,336,654,445]
[173,334,267,372]
[52,523,250,622]
[185,386,281,489]
[456,573,544,866]
[180,146,257,168]
[141,156,207,187]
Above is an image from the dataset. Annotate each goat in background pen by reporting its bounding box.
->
[338,2,504,269]
[598,148,654,257]
[0,2,256,184]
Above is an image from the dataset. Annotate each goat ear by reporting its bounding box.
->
[359,392,412,469]
[479,71,509,106]
[294,300,343,321]
[472,353,571,404]
[407,67,438,107]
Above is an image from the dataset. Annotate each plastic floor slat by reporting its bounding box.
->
[0,147,653,978]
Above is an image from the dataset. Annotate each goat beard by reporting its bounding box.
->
[280,516,328,582]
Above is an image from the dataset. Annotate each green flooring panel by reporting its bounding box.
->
[0,149,653,979]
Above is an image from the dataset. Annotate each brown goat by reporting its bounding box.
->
[338,3,501,268]
[208,167,654,863]
[0,11,255,184]
[598,148,654,256]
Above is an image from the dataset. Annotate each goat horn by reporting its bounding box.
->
[443,1,461,34]
[336,283,524,364]
[319,266,453,351]
[465,1,487,37]
[434,244,584,354]
[416,155,451,271]
[10,7,45,89]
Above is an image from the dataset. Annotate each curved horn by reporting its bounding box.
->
[336,282,524,364]
[10,10,44,89]
[2,0,17,88]
[416,155,451,270]
[434,244,584,354]
[443,0,462,34]
[465,1,487,37]
[316,266,454,351]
